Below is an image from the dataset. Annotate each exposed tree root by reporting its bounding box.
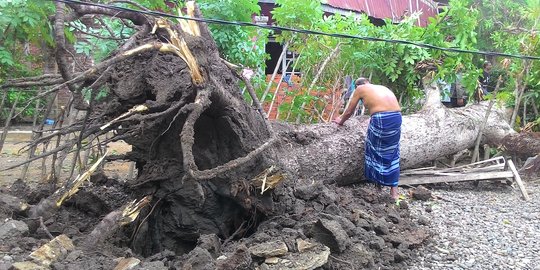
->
[83,195,151,248]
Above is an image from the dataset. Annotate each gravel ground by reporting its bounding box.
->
[408,180,540,270]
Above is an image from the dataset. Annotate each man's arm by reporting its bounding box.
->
[333,86,364,125]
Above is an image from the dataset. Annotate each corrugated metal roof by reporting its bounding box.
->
[323,0,439,26]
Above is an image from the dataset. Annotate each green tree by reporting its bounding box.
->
[198,0,269,73]
[477,0,540,127]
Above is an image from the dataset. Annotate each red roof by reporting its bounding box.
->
[324,0,439,26]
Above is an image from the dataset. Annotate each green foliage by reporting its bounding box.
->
[477,0,539,127]
[0,0,54,122]
[271,0,485,121]
[70,19,135,61]
[0,0,54,78]
[198,0,269,73]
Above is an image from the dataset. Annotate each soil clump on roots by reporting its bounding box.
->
[0,176,430,269]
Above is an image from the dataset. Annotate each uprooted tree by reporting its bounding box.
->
[2,1,537,269]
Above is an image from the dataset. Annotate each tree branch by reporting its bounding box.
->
[54,2,76,93]
[1,76,66,89]
[63,0,150,26]
[69,22,126,41]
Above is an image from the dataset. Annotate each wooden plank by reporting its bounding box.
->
[401,157,506,176]
[439,156,505,172]
[402,164,506,176]
[507,159,531,201]
[399,171,514,186]
[440,163,505,174]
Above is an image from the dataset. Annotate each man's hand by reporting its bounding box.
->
[332,117,343,126]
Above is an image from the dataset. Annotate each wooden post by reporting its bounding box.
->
[0,96,19,153]
[266,59,293,119]
[260,42,289,105]
[295,43,342,124]
[0,91,7,117]
[507,159,530,201]
[21,93,57,181]
[483,144,490,161]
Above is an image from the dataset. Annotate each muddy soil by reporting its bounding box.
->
[0,140,431,269]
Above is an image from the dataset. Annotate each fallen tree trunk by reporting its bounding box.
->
[6,1,521,267]
[275,93,515,186]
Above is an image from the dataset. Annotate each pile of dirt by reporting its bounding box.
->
[0,175,430,270]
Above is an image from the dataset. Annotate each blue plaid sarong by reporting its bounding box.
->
[364,111,402,187]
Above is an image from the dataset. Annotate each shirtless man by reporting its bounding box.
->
[333,77,402,200]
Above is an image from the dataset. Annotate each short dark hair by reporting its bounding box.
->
[483,61,491,68]
[355,77,369,85]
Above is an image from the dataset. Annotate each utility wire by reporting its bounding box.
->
[54,0,540,61]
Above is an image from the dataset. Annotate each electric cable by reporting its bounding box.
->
[53,0,540,61]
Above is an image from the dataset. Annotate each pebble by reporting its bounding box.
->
[408,182,540,269]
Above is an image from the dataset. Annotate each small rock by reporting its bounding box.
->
[0,262,10,270]
[369,237,385,251]
[296,239,316,253]
[324,204,341,215]
[3,255,13,262]
[62,226,80,237]
[265,245,330,270]
[123,248,134,258]
[387,212,401,224]
[312,202,324,212]
[432,254,442,261]
[51,262,66,270]
[373,219,390,235]
[350,244,374,266]
[411,186,432,201]
[380,250,395,263]
[140,261,167,270]
[0,220,29,239]
[356,218,371,230]
[318,187,337,205]
[425,205,433,213]
[66,250,84,262]
[394,250,408,263]
[30,234,75,266]
[312,219,350,253]
[197,234,221,257]
[29,234,74,266]
[435,246,449,254]
[417,216,430,226]
[293,200,305,216]
[113,257,141,270]
[249,240,288,257]
[0,193,29,214]
[294,182,322,200]
[399,200,409,209]
[265,257,279,264]
[10,247,23,254]
[10,261,47,270]
[397,242,409,251]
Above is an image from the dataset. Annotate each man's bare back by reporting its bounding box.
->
[333,80,400,124]
[354,84,401,114]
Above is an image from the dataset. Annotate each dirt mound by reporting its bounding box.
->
[0,176,430,270]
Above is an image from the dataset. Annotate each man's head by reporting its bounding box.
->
[355,77,370,86]
[483,61,492,72]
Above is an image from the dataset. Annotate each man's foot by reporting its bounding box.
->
[390,187,399,201]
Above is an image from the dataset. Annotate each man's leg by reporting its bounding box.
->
[390,186,399,200]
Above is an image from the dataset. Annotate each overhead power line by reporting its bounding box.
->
[54,0,540,61]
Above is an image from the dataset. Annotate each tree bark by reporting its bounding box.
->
[10,1,521,260]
